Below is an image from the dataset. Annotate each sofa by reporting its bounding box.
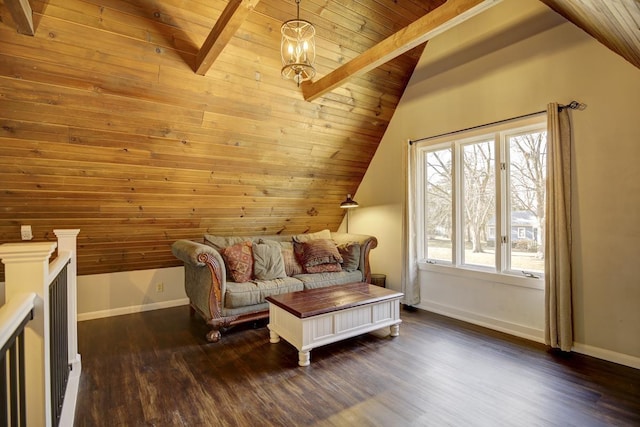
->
[171,229,377,342]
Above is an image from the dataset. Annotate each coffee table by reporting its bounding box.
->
[266,282,403,366]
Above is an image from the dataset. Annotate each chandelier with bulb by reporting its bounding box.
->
[280,0,316,86]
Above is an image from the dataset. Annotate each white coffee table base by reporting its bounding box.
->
[268,296,402,366]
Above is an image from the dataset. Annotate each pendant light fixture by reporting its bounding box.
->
[280,0,316,86]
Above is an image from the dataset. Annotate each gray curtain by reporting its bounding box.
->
[401,141,420,305]
[545,103,573,351]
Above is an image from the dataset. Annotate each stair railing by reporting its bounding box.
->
[0,229,81,427]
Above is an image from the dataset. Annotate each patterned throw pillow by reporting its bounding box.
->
[220,241,253,283]
[293,239,343,267]
[338,242,360,271]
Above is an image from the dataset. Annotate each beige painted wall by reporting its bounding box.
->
[352,0,640,364]
[77,267,186,320]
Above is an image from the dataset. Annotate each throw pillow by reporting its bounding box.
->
[292,229,331,243]
[294,239,343,267]
[220,241,253,283]
[338,242,360,271]
[281,245,304,276]
[252,242,286,280]
[304,262,342,274]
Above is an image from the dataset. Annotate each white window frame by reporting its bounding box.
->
[415,115,546,289]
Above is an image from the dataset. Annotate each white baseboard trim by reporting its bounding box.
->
[59,355,81,427]
[78,298,189,321]
[417,300,545,344]
[417,301,640,370]
[572,342,640,370]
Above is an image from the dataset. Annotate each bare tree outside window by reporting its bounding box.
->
[425,149,452,262]
[508,131,547,272]
[462,140,495,268]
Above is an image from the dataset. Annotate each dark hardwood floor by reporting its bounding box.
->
[74,306,640,426]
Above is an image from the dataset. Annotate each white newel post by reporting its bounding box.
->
[54,229,81,371]
[54,229,82,426]
[0,241,57,427]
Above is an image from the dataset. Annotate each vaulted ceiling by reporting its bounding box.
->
[1,0,638,277]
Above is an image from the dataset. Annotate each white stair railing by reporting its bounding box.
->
[0,292,36,426]
[0,229,81,427]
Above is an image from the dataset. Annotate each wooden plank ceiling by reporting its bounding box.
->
[538,0,640,70]
[0,0,638,278]
[0,0,449,277]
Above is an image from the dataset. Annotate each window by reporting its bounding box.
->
[424,148,452,263]
[461,138,495,269]
[417,116,546,277]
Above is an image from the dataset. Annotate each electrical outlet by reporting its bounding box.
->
[156,282,164,293]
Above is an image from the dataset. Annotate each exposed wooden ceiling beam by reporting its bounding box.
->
[195,0,260,76]
[4,0,35,36]
[302,0,502,102]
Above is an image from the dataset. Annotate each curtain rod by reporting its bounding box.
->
[408,100,583,145]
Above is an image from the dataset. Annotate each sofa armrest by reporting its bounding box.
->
[360,236,378,283]
[171,240,226,321]
[330,233,378,283]
[171,240,221,269]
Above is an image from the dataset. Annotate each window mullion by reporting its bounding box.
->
[497,133,508,273]
[453,141,462,266]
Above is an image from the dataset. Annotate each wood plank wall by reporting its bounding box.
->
[0,0,440,278]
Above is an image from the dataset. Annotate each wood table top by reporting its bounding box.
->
[265,282,404,319]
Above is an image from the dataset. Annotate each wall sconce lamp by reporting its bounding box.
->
[340,194,359,233]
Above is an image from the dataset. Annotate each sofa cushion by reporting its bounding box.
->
[338,242,360,271]
[295,270,363,289]
[293,239,343,267]
[292,229,331,243]
[224,277,304,309]
[304,262,342,273]
[204,235,248,251]
[220,241,253,283]
[252,241,286,280]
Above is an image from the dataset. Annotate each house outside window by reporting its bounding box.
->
[417,116,546,278]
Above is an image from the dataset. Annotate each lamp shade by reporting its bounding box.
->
[340,194,359,209]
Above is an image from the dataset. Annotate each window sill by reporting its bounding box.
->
[418,261,544,290]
